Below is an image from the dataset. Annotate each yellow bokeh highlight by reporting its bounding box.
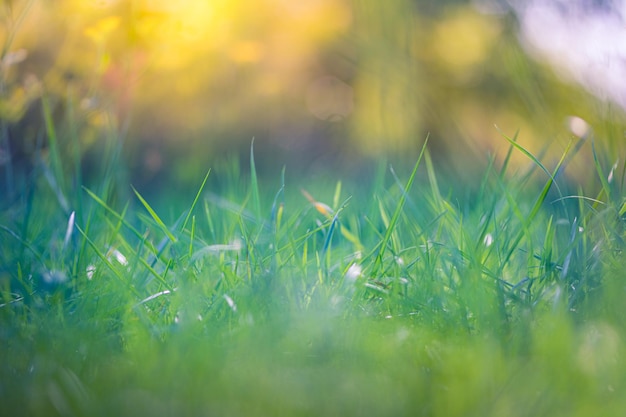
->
[229,41,264,64]
[349,0,422,153]
[84,16,120,44]
[125,0,351,71]
[3,0,611,176]
[432,8,501,79]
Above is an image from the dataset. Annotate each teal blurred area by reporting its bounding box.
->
[1,0,625,198]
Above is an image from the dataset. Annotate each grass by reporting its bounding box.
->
[1,132,626,417]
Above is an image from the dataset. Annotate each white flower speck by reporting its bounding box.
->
[345,264,362,283]
[107,248,128,266]
[86,265,96,280]
[567,116,591,138]
[224,294,237,312]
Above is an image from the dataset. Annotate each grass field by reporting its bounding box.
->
[1,134,626,416]
[2,1,626,415]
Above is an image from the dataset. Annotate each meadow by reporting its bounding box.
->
[2,1,626,416]
[1,130,625,416]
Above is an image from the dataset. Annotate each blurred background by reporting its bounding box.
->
[1,0,625,197]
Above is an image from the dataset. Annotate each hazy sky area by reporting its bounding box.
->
[512,0,626,111]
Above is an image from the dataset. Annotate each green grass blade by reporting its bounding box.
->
[499,139,573,267]
[498,129,518,179]
[270,166,286,229]
[372,137,428,276]
[424,149,442,207]
[181,168,211,232]
[560,217,578,280]
[203,199,216,239]
[75,224,140,298]
[41,94,66,197]
[189,215,196,260]
[67,93,83,223]
[250,138,261,219]
[541,215,555,276]
[321,211,340,279]
[136,253,174,291]
[40,153,70,214]
[131,186,178,243]
[0,225,46,269]
[84,187,157,253]
[527,139,572,222]
[333,181,342,210]
[498,127,563,199]
[591,139,612,202]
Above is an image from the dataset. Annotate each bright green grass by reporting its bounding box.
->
[1,138,626,417]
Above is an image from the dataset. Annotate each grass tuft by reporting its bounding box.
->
[1,136,626,417]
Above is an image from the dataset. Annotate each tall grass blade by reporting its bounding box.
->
[424,149,442,207]
[189,215,196,260]
[40,155,70,214]
[0,225,46,268]
[137,254,174,291]
[591,140,612,202]
[41,95,68,201]
[269,167,286,274]
[498,129,518,179]
[333,181,342,210]
[321,211,340,279]
[372,137,428,276]
[181,169,211,232]
[389,165,418,215]
[250,138,261,219]
[527,140,572,222]
[67,93,83,222]
[131,186,178,243]
[560,217,578,280]
[270,166,286,229]
[500,139,573,266]
[84,187,157,253]
[498,127,564,199]
[541,215,555,276]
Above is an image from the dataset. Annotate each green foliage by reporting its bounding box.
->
[2,2,626,415]
[2,134,626,416]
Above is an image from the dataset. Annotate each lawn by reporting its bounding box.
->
[1,134,625,416]
[2,1,626,415]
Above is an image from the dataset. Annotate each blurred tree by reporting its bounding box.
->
[1,0,624,195]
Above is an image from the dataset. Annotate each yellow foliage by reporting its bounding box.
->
[433,9,501,74]
[84,16,120,44]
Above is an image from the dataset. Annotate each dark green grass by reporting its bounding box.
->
[1,137,626,416]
